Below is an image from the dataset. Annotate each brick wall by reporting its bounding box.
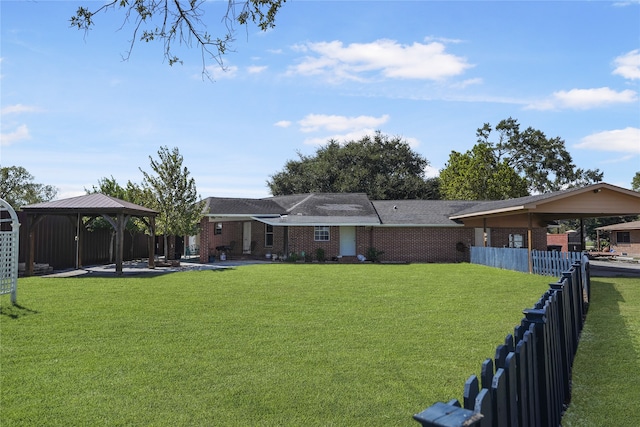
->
[547,233,568,252]
[199,220,549,263]
[371,227,475,263]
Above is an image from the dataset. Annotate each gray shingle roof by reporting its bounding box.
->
[373,200,478,226]
[203,197,285,216]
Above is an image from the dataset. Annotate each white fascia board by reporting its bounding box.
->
[449,205,526,220]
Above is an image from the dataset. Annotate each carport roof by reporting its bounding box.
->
[21,193,157,217]
[450,183,640,220]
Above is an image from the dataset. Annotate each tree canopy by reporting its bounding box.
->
[140,146,202,258]
[86,176,153,233]
[0,165,58,209]
[439,142,529,200]
[267,132,440,200]
[440,118,604,200]
[71,0,286,78]
[476,118,603,194]
[632,172,640,192]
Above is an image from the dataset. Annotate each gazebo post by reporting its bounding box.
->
[115,213,125,275]
[148,216,156,269]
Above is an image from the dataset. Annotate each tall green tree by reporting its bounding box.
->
[267,131,440,200]
[140,146,202,259]
[86,176,154,261]
[439,143,529,200]
[477,118,603,193]
[0,165,58,208]
[632,172,640,191]
[71,0,286,78]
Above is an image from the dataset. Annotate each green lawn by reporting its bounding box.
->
[561,276,640,426]
[2,264,549,426]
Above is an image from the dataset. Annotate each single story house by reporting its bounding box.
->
[595,220,640,257]
[197,183,640,264]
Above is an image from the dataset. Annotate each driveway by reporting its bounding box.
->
[589,260,640,278]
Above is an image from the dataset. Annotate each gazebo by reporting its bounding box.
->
[21,194,157,276]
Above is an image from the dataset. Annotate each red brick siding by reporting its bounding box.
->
[371,227,475,263]
[200,220,549,263]
[612,230,640,257]
[547,234,569,252]
[288,226,340,259]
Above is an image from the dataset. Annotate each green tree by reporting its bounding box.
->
[477,118,603,193]
[86,176,154,261]
[439,143,529,200]
[140,146,203,259]
[0,165,58,208]
[71,0,286,78]
[267,131,440,200]
[632,172,640,191]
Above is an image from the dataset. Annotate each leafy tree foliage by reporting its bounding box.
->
[439,143,529,200]
[71,0,286,77]
[632,172,640,191]
[477,118,603,194]
[86,176,153,233]
[267,132,440,200]
[0,165,58,209]
[140,146,203,259]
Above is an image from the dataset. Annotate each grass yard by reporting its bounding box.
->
[562,276,640,427]
[1,264,550,426]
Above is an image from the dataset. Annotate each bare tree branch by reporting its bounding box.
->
[70,0,286,80]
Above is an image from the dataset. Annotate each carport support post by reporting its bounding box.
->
[528,213,533,274]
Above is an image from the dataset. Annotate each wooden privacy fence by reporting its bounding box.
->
[414,259,590,427]
[470,246,583,277]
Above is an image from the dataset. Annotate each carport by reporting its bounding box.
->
[21,193,157,276]
[449,182,640,271]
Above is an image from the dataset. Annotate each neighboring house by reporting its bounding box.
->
[198,183,640,264]
[595,220,640,257]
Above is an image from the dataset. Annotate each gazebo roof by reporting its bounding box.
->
[21,193,157,217]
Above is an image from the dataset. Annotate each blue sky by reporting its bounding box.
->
[2,0,639,201]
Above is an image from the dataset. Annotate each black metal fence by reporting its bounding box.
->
[414,258,590,426]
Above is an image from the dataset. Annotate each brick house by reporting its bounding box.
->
[197,183,640,264]
[595,220,640,257]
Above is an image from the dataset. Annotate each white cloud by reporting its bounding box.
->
[526,87,637,110]
[247,65,268,74]
[303,128,378,146]
[287,39,472,82]
[274,120,292,128]
[613,49,640,80]
[0,124,30,146]
[298,114,390,133]
[1,104,40,114]
[424,165,440,178]
[204,64,238,79]
[574,127,640,153]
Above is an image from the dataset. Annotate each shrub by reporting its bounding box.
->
[315,248,326,263]
[366,247,384,263]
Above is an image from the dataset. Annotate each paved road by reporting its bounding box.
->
[589,260,640,278]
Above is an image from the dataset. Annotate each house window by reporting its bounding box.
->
[314,226,330,241]
[617,231,631,244]
[265,224,274,247]
[509,233,524,248]
[215,223,223,235]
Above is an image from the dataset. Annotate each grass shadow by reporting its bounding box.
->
[0,303,40,319]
